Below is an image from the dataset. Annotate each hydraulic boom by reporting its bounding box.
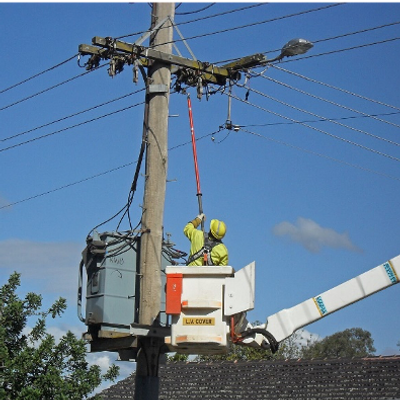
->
[165,254,400,354]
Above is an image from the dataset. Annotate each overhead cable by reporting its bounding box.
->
[0,64,107,112]
[175,3,216,16]
[272,64,400,112]
[256,74,400,141]
[1,89,145,143]
[115,3,268,40]
[0,101,145,153]
[238,111,400,128]
[239,127,400,182]
[283,36,400,63]
[0,161,135,210]
[229,91,400,163]
[0,127,222,210]
[215,19,400,66]
[153,3,344,48]
[0,54,78,95]
[312,20,400,45]
[4,117,400,211]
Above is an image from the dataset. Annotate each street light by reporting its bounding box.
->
[272,38,314,62]
[223,38,313,70]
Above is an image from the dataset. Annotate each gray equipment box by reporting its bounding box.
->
[78,231,167,339]
[85,232,138,330]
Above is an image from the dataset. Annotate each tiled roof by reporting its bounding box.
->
[99,355,400,399]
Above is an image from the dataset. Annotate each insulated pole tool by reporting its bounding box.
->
[187,93,204,232]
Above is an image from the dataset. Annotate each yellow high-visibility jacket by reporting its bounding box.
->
[184,222,229,266]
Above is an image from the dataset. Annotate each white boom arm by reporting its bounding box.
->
[244,255,400,350]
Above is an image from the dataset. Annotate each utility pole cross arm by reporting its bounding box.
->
[79,36,238,86]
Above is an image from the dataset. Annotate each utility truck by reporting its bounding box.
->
[78,231,399,359]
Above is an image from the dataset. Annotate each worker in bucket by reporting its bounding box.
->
[184,214,228,266]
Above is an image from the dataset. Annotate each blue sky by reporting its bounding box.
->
[1,0,400,388]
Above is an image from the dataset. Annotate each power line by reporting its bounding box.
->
[0,54,78,95]
[254,73,400,140]
[283,36,400,63]
[1,89,145,143]
[0,64,107,112]
[0,101,144,153]
[3,116,400,211]
[153,3,344,49]
[239,127,400,182]
[272,64,400,112]
[116,3,268,40]
[312,20,400,45]
[0,127,220,210]
[2,6,393,115]
[214,19,400,66]
[0,4,349,116]
[238,111,400,128]
[175,3,216,16]
[229,90,400,163]
[0,161,136,210]
[3,34,395,117]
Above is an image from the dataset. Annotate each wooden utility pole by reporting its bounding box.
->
[77,4,309,399]
[135,3,175,399]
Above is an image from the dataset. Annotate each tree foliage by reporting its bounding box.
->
[166,353,190,363]
[190,327,377,363]
[300,327,376,359]
[0,272,119,399]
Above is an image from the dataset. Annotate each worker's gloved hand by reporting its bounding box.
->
[196,213,205,222]
[191,213,205,228]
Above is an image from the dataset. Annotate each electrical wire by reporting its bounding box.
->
[254,74,400,144]
[272,64,400,113]
[0,126,222,210]
[0,64,107,112]
[3,109,400,212]
[0,101,145,153]
[237,111,400,128]
[283,36,400,63]
[1,4,374,119]
[0,161,135,210]
[312,20,400,45]
[150,3,344,49]
[87,203,140,240]
[116,102,148,232]
[115,3,268,40]
[4,6,393,118]
[215,19,400,66]
[1,89,145,143]
[229,90,400,163]
[4,112,400,212]
[0,54,78,95]
[238,127,400,183]
[175,3,216,16]
[3,33,397,148]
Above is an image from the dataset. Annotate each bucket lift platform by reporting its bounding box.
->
[164,263,256,354]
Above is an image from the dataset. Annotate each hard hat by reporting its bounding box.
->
[210,219,226,240]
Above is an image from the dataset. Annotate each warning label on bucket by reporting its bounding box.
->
[183,317,215,326]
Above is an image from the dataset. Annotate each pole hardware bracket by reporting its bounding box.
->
[147,84,169,94]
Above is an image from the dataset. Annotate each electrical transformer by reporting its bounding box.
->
[78,231,170,342]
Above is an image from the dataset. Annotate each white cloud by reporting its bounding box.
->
[88,354,113,372]
[272,217,362,253]
[87,351,135,395]
[0,239,82,300]
[295,329,321,347]
[47,324,83,342]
